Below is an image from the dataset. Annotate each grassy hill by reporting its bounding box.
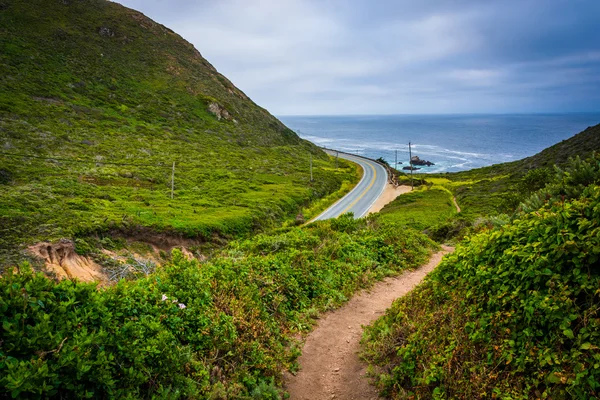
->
[363,154,600,398]
[433,123,600,218]
[0,0,357,267]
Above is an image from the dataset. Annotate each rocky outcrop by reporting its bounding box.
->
[208,102,233,121]
[28,239,106,282]
[411,156,435,166]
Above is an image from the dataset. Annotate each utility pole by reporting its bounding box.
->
[310,155,313,182]
[394,149,398,170]
[409,142,413,190]
[335,151,339,169]
[171,161,175,199]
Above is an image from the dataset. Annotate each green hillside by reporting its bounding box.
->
[431,123,600,219]
[363,155,600,398]
[0,0,357,267]
[379,123,600,244]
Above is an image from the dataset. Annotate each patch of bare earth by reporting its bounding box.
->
[28,232,207,283]
[453,196,461,213]
[29,240,106,282]
[284,245,454,400]
[367,184,412,215]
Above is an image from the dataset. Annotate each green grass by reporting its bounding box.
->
[377,187,457,231]
[0,0,359,267]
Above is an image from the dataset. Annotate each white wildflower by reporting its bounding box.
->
[178,303,186,309]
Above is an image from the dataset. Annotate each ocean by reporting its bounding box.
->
[278,114,600,173]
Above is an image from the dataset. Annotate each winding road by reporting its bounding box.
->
[312,150,388,221]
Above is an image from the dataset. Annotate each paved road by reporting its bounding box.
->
[312,150,388,221]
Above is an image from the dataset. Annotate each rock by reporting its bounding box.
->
[410,156,435,166]
[98,26,115,37]
[208,102,233,121]
[295,211,305,225]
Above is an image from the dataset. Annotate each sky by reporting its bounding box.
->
[115,0,600,115]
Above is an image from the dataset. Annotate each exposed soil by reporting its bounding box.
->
[29,240,106,282]
[29,233,206,283]
[367,184,412,214]
[285,245,454,400]
[453,196,461,213]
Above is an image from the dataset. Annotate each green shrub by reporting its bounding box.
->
[362,185,600,399]
[1,216,436,398]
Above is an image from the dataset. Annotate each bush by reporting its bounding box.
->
[362,185,600,399]
[1,217,436,398]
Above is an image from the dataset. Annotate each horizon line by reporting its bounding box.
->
[276,111,600,118]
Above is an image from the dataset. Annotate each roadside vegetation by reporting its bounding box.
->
[377,187,457,232]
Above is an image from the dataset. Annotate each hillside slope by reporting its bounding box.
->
[363,156,600,399]
[0,0,356,267]
[426,123,600,218]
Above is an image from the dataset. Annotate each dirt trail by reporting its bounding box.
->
[453,196,461,213]
[285,245,454,400]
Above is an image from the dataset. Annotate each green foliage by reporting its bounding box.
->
[376,157,390,167]
[377,187,458,233]
[362,184,600,399]
[0,0,359,267]
[0,215,436,398]
[519,154,600,214]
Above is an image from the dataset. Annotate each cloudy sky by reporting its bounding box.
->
[116,0,600,115]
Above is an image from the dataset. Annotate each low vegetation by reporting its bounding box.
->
[362,155,600,399]
[377,187,457,231]
[0,214,436,398]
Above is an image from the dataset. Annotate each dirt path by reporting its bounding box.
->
[285,245,454,400]
[452,196,461,213]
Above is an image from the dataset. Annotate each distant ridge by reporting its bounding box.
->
[519,123,600,170]
[454,122,600,178]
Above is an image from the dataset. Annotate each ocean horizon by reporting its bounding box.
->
[279,113,600,173]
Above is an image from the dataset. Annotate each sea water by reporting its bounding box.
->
[279,114,600,173]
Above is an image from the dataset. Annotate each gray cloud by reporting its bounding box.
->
[115,0,600,115]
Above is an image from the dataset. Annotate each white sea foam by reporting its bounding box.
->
[282,113,600,173]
